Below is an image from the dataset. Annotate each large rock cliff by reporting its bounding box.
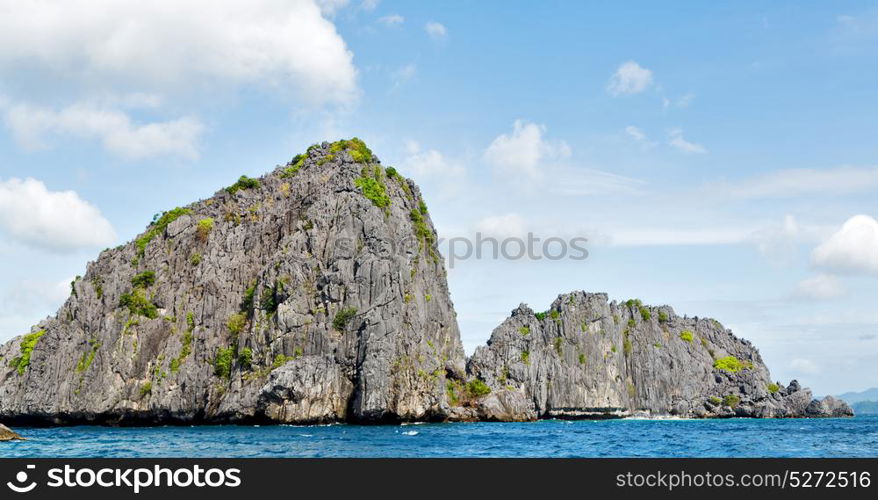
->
[465,292,852,419]
[0,140,850,425]
[0,139,466,425]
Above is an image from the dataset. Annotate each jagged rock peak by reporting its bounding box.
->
[0,138,466,425]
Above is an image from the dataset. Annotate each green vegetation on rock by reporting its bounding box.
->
[465,379,491,398]
[768,383,780,394]
[723,394,741,408]
[238,347,253,370]
[519,326,530,336]
[679,330,694,343]
[9,330,46,375]
[139,382,152,398]
[131,270,156,288]
[197,217,215,241]
[75,340,101,373]
[355,175,390,208]
[227,313,247,335]
[214,347,235,379]
[226,175,260,195]
[119,289,158,319]
[332,307,358,331]
[136,207,192,257]
[714,356,746,373]
[281,153,306,178]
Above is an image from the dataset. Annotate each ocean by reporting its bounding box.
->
[3,416,877,458]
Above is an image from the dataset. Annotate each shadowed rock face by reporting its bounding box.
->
[466,292,853,419]
[0,140,466,425]
[0,141,850,425]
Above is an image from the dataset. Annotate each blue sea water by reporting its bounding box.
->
[2,416,877,458]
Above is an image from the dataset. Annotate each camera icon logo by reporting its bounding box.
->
[6,464,37,493]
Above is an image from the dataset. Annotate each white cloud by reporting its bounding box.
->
[390,64,417,89]
[607,227,752,247]
[0,0,358,106]
[835,11,878,40]
[625,125,646,142]
[790,358,820,375]
[663,93,695,109]
[3,101,204,160]
[484,120,571,179]
[401,141,466,198]
[378,14,404,25]
[720,166,878,199]
[750,215,813,263]
[607,61,653,96]
[0,178,116,252]
[667,128,707,154]
[549,167,644,197]
[812,215,878,274]
[360,0,380,11]
[795,274,847,300]
[315,0,350,16]
[475,214,528,239]
[425,21,448,39]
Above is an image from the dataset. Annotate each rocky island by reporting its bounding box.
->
[0,140,852,426]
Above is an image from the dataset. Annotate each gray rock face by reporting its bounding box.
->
[0,140,465,425]
[0,140,851,425]
[467,292,853,419]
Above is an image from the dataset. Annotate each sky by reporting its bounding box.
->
[1,0,877,396]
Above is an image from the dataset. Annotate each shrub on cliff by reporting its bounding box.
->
[9,330,46,375]
[333,307,358,331]
[226,175,260,195]
[714,356,745,373]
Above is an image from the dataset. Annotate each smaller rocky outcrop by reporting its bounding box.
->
[0,423,24,441]
[463,292,854,420]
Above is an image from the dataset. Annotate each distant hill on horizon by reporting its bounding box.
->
[852,401,878,415]
[835,388,878,404]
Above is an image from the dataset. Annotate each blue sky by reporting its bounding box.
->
[1,0,877,395]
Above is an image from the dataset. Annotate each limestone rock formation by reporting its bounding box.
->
[0,139,465,425]
[0,139,850,425]
[466,292,853,419]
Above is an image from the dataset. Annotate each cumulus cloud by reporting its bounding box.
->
[0,178,116,252]
[378,14,404,26]
[812,215,878,274]
[720,166,878,199]
[401,141,466,198]
[484,120,571,179]
[667,128,707,154]
[607,61,653,96]
[795,274,847,300]
[3,101,204,160]
[0,0,358,106]
[425,21,448,39]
